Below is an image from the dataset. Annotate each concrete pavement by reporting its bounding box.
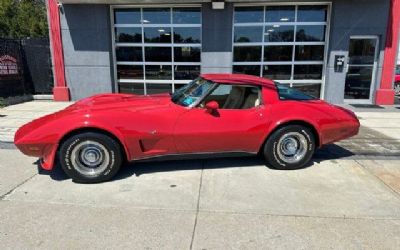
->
[0,101,72,142]
[1,101,400,249]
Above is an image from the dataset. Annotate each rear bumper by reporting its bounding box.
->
[322,121,360,145]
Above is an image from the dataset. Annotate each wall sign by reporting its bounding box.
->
[0,55,19,75]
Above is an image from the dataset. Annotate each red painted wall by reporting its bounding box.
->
[375,0,400,105]
[47,0,70,101]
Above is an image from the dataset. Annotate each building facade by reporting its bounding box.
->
[47,0,400,105]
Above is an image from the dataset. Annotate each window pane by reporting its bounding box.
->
[295,45,324,61]
[265,6,295,22]
[292,83,321,98]
[264,25,294,42]
[264,46,293,61]
[145,47,172,62]
[115,28,142,43]
[344,66,373,99]
[174,65,200,80]
[144,27,171,43]
[114,9,141,24]
[348,39,376,64]
[276,83,316,100]
[296,25,326,42]
[234,7,264,23]
[174,84,187,91]
[117,65,144,80]
[234,26,263,43]
[119,83,145,95]
[174,27,201,43]
[147,83,173,94]
[293,65,323,79]
[263,65,291,80]
[145,65,172,80]
[234,46,262,62]
[174,47,201,62]
[116,47,143,61]
[173,8,201,24]
[143,8,171,24]
[233,65,261,76]
[297,6,327,22]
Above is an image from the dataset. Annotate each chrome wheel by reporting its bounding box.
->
[276,132,308,164]
[70,140,110,177]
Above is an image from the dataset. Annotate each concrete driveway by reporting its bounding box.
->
[1,102,400,249]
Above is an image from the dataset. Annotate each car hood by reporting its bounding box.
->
[67,93,173,112]
[14,93,175,144]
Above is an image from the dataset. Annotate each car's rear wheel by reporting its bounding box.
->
[263,125,315,170]
[59,132,122,183]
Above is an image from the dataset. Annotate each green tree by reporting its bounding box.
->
[0,0,48,38]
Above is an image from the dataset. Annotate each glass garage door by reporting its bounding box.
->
[113,7,201,95]
[232,4,329,98]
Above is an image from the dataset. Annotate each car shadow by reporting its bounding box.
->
[36,143,355,182]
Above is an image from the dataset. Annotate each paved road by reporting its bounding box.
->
[1,102,400,249]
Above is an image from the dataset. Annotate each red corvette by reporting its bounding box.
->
[15,74,359,183]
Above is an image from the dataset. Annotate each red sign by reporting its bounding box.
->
[0,55,19,75]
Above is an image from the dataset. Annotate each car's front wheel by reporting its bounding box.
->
[59,132,123,183]
[263,125,315,170]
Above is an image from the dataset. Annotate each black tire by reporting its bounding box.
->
[59,132,123,183]
[263,125,315,170]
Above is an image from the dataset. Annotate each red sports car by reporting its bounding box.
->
[15,74,360,183]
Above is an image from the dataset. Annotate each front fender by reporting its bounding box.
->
[15,111,132,170]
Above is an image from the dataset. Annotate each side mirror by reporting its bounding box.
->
[205,101,219,112]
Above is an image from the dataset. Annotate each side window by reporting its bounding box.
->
[275,82,316,100]
[201,84,261,109]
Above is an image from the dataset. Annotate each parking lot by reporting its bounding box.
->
[1,102,400,249]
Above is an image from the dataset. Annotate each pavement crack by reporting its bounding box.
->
[0,173,37,200]
[354,159,400,200]
[189,160,204,250]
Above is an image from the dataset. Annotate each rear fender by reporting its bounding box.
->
[262,118,323,150]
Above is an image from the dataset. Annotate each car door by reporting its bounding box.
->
[173,84,269,154]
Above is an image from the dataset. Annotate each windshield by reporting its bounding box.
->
[274,82,317,100]
[171,77,215,107]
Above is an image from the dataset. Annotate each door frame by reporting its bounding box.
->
[344,35,380,104]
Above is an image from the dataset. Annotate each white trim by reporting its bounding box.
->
[116,43,201,47]
[118,79,191,84]
[234,22,327,26]
[234,2,332,7]
[110,6,119,93]
[233,61,324,65]
[111,4,202,9]
[115,24,201,28]
[233,42,325,46]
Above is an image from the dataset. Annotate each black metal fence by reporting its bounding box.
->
[0,37,53,99]
[21,38,53,94]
